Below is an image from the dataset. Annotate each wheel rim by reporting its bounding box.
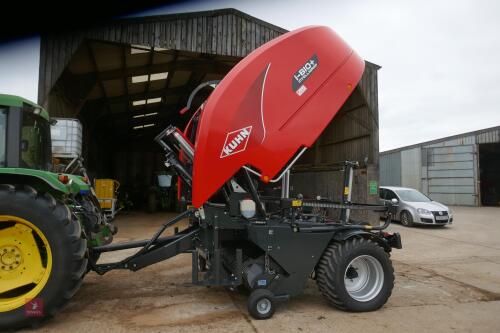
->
[0,215,53,312]
[256,298,271,315]
[344,255,384,302]
[401,213,409,225]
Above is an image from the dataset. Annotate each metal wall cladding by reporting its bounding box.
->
[381,127,500,206]
[422,142,477,206]
[401,147,421,190]
[380,151,401,187]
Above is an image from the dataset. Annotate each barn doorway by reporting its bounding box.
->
[48,39,240,212]
[479,143,500,206]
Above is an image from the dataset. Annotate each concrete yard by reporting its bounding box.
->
[26,207,500,333]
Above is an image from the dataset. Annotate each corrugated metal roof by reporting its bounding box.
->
[381,125,500,155]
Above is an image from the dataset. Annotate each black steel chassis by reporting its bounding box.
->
[90,126,402,302]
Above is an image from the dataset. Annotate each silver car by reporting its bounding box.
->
[380,186,453,227]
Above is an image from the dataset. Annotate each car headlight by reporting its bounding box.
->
[417,208,431,215]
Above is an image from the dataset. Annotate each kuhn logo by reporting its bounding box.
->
[220,126,252,158]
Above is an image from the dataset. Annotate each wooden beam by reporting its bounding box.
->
[86,41,116,133]
[164,50,178,91]
[122,44,132,140]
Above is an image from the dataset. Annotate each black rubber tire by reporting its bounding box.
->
[0,185,87,330]
[247,289,275,320]
[79,196,102,271]
[316,238,394,312]
[400,211,414,227]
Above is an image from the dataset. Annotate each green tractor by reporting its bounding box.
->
[0,94,114,329]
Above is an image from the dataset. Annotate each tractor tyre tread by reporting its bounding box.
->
[0,185,87,330]
[316,237,394,312]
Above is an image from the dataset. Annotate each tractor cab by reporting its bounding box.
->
[0,94,52,171]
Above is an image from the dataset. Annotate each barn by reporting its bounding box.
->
[37,8,381,215]
[380,126,500,206]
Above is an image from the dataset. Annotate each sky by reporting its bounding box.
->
[1,0,499,151]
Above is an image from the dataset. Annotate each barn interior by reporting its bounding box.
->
[50,40,240,210]
[479,143,500,206]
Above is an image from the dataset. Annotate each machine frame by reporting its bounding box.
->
[90,126,401,317]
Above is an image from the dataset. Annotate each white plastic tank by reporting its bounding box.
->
[51,118,83,158]
[158,174,172,188]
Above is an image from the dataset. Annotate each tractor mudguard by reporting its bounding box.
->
[0,168,91,196]
[192,26,364,207]
[332,229,403,252]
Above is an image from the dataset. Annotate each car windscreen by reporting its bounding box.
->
[395,189,431,202]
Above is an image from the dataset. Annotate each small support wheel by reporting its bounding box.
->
[247,289,275,319]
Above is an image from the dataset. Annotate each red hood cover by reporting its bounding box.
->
[192,26,365,207]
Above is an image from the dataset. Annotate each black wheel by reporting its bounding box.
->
[316,238,394,312]
[79,196,104,271]
[247,289,275,319]
[400,211,414,227]
[0,185,87,330]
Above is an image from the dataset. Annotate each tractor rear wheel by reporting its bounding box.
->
[316,238,394,312]
[0,185,87,330]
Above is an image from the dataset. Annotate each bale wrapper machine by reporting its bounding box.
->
[91,25,402,319]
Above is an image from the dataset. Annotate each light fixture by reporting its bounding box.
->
[132,99,146,106]
[133,123,156,130]
[132,98,161,106]
[150,72,168,81]
[131,75,149,83]
[146,97,161,104]
[132,112,158,119]
[131,72,168,84]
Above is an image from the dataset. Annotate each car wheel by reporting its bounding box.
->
[400,211,414,227]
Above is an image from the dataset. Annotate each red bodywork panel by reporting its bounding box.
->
[192,26,365,207]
